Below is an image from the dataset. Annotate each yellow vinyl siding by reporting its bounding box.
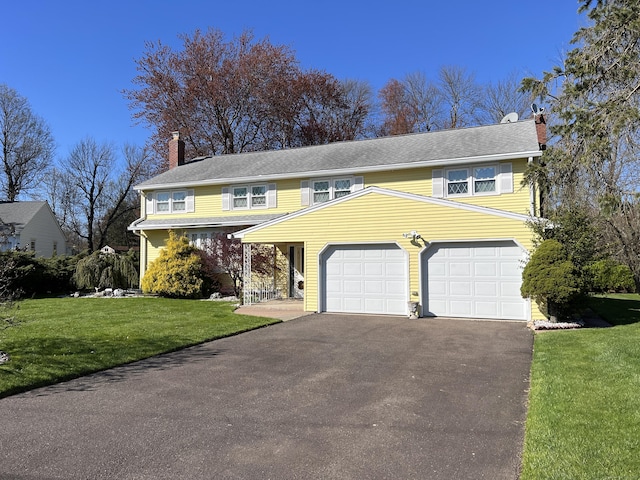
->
[142,158,533,221]
[241,191,542,319]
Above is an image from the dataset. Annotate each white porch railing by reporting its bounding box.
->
[242,243,280,305]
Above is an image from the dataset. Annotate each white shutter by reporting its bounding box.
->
[301,180,310,206]
[432,169,444,198]
[267,183,277,208]
[186,189,195,212]
[222,187,230,211]
[145,192,154,214]
[353,176,364,192]
[500,163,513,194]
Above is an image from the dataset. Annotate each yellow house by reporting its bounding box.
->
[130,116,547,321]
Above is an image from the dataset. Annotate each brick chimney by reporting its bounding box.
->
[168,131,185,169]
[534,113,547,150]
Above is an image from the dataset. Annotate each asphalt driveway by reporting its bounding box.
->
[0,314,533,480]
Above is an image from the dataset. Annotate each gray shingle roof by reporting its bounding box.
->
[136,120,541,190]
[0,201,47,233]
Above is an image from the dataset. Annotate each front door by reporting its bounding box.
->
[289,245,304,299]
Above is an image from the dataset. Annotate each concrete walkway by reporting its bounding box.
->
[235,298,311,321]
[0,314,533,479]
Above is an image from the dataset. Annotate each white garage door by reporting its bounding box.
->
[322,244,407,315]
[422,241,528,320]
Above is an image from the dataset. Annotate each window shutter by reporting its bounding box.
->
[353,176,364,192]
[221,187,230,211]
[500,163,513,193]
[145,192,154,214]
[300,180,310,206]
[432,169,444,198]
[186,189,195,212]
[267,183,277,208]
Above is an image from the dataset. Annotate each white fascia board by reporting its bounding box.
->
[129,218,269,231]
[233,186,540,239]
[134,150,542,191]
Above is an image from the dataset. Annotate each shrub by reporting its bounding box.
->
[521,239,582,321]
[73,251,139,290]
[141,231,205,298]
[0,251,80,297]
[585,259,636,293]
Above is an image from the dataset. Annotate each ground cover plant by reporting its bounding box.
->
[0,297,278,398]
[520,294,640,479]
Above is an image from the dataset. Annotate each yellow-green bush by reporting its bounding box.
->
[141,231,205,298]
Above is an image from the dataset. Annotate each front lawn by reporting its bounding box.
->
[520,294,640,479]
[0,297,279,398]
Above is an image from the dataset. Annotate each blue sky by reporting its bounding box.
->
[0,0,586,160]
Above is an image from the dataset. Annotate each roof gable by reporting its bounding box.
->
[136,120,542,190]
[0,201,48,232]
[232,187,533,239]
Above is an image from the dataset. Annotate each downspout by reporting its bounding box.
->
[528,156,536,217]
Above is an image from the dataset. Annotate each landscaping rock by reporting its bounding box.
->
[0,350,10,364]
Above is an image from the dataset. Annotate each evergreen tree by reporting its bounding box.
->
[522,0,640,291]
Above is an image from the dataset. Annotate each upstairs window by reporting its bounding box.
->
[156,192,171,212]
[433,165,507,198]
[301,176,363,206]
[223,183,275,211]
[150,190,194,214]
[446,169,469,195]
[474,166,496,194]
[312,178,352,204]
[233,187,249,209]
[251,185,267,207]
[313,180,331,203]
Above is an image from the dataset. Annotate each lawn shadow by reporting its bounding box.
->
[587,295,640,326]
[23,343,224,397]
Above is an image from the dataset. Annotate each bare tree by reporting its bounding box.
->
[0,84,55,201]
[437,66,482,129]
[476,72,535,124]
[58,139,151,253]
[404,72,442,132]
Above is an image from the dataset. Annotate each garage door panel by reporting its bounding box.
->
[324,244,407,315]
[364,280,384,294]
[423,241,527,321]
[476,302,499,317]
[501,282,521,296]
[450,248,471,257]
[450,301,472,315]
[475,262,497,276]
[475,281,497,296]
[450,262,471,276]
[364,263,384,275]
[500,262,521,277]
[450,281,472,295]
[343,280,362,293]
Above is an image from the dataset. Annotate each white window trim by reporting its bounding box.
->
[226,183,275,211]
[310,176,362,205]
[439,164,506,198]
[153,189,195,214]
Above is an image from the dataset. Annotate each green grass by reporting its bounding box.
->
[0,297,279,398]
[520,294,640,479]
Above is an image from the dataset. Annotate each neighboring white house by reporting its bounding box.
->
[0,201,67,257]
